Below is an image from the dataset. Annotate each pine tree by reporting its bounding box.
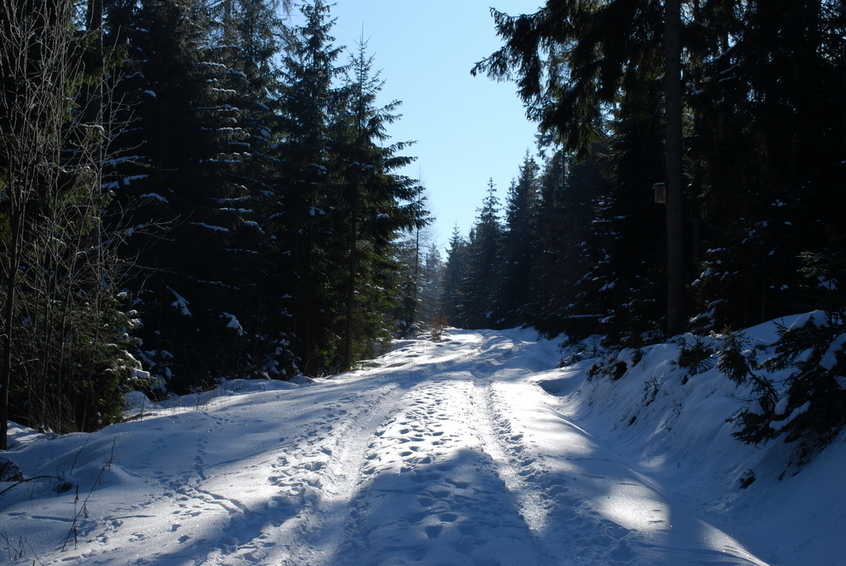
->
[332,37,426,368]
[497,153,540,328]
[460,181,504,329]
[527,148,609,339]
[441,227,470,327]
[269,0,345,375]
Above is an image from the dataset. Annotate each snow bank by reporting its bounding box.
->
[534,315,846,566]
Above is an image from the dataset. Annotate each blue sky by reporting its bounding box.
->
[326,1,544,252]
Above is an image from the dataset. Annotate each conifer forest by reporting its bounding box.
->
[2,0,846,454]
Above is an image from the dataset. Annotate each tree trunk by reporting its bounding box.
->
[344,196,358,371]
[85,0,104,293]
[664,0,685,336]
[0,212,22,451]
[413,224,420,333]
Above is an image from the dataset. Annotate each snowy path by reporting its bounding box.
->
[3,329,772,566]
[270,331,554,565]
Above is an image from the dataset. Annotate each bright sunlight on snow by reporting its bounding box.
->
[2,326,844,565]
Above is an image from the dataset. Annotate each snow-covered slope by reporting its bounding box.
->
[1,326,843,565]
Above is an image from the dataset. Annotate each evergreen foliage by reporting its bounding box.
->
[99,0,426,384]
[458,181,505,329]
[270,0,346,376]
[441,227,470,328]
[496,153,540,328]
[691,0,846,331]
[390,234,422,339]
[389,231,443,339]
[0,0,141,446]
[101,0,279,389]
[761,315,846,449]
[525,149,604,339]
[715,310,846,453]
[462,0,841,342]
[332,38,426,368]
[417,243,446,332]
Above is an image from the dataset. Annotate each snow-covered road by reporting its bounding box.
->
[2,329,782,565]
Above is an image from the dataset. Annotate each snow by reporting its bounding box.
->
[139,192,169,203]
[122,174,149,186]
[190,222,230,232]
[167,286,191,316]
[769,402,810,432]
[221,312,245,335]
[2,325,844,565]
[105,155,143,167]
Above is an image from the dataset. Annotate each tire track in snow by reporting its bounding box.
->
[269,341,476,566]
[466,333,572,565]
[270,380,416,565]
[470,375,549,534]
[267,329,562,565]
[473,333,767,566]
[269,333,489,564]
[331,374,545,565]
[469,333,652,564]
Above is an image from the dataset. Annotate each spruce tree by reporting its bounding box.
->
[441,227,470,327]
[591,82,669,344]
[497,153,540,328]
[418,242,445,332]
[692,0,846,331]
[103,0,273,389]
[269,0,345,375]
[527,148,609,339]
[390,230,443,337]
[332,38,426,368]
[205,0,295,378]
[473,0,689,338]
[390,234,422,338]
[460,181,504,329]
